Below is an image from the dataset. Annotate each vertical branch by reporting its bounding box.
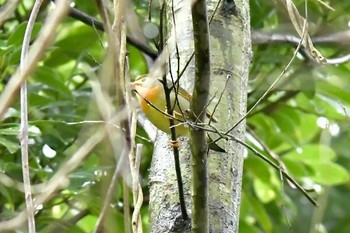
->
[159,1,188,220]
[94,0,135,232]
[130,144,144,233]
[129,84,143,233]
[123,179,131,233]
[121,19,132,233]
[190,0,210,232]
[19,1,44,232]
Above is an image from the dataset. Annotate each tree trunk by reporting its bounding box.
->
[148,1,251,232]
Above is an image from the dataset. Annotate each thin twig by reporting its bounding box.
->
[19,0,44,231]
[281,0,326,63]
[252,30,350,64]
[91,75,125,233]
[131,144,144,233]
[193,123,318,207]
[85,57,130,233]
[129,107,138,232]
[177,0,222,80]
[120,14,133,233]
[0,173,44,193]
[208,74,231,125]
[247,127,293,229]
[215,11,309,143]
[93,1,133,232]
[135,87,318,207]
[158,1,188,220]
[233,136,317,206]
[246,127,289,175]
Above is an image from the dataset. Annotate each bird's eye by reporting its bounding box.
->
[141,78,146,82]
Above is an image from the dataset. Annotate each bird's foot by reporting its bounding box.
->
[170,139,181,148]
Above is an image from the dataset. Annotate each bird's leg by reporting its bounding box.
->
[170,139,181,148]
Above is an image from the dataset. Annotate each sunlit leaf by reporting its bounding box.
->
[282,157,308,178]
[0,137,19,154]
[283,144,336,161]
[31,66,72,98]
[8,22,42,46]
[305,161,350,185]
[253,178,276,203]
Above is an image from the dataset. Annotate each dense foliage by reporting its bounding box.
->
[0,0,349,232]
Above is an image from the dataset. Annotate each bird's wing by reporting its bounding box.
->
[170,84,218,123]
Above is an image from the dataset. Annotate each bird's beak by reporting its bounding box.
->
[130,81,137,91]
[130,80,142,92]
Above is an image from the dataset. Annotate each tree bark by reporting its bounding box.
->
[148,1,251,232]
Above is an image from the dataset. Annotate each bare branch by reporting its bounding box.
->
[190,0,211,232]
[252,30,350,64]
[191,123,318,207]
[218,6,309,142]
[131,144,144,233]
[156,0,188,221]
[279,0,326,63]
[19,0,44,231]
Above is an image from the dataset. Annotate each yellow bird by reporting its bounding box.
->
[131,74,225,152]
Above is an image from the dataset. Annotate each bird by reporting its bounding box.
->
[131,74,225,152]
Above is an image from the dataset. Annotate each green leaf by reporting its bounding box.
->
[0,126,20,136]
[294,92,344,120]
[317,80,350,106]
[283,145,349,185]
[271,106,301,142]
[239,221,263,233]
[128,45,148,77]
[253,178,276,203]
[0,137,19,154]
[245,192,273,232]
[77,215,97,233]
[0,40,14,55]
[293,112,319,144]
[245,155,271,184]
[7,46,22,65]
[283,144,336,162]
[29,92,54,106]
[282,157,308,179]
[317,94,347,119]
[44,23,102,66]
[248,113,284,148]
[32,66,72,98]
[305,161,350,185]
[0,125,41,137]
[0,160,21,173]
[8,22,42,46]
